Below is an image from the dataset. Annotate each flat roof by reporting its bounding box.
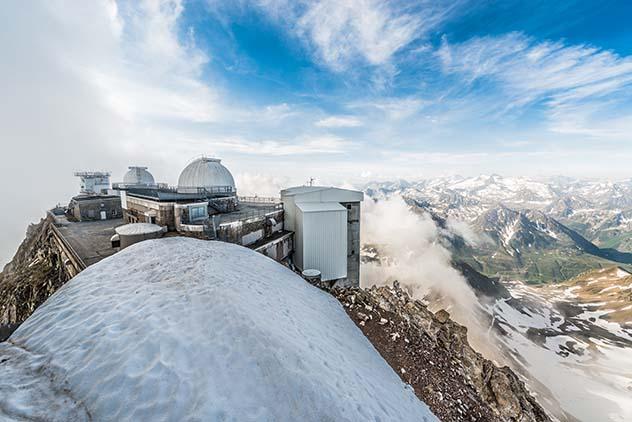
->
[296,202,347,213]
[55,218,123,267]
[281,186,363,202]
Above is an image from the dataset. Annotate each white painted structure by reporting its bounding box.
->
[295,202,347,281]
[281,186,364,283]
[281,186,363,231]
[177,157,236,194]
[74,171,111,195]
[123,166,155,186]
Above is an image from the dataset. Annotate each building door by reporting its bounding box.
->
[100,211,107,220]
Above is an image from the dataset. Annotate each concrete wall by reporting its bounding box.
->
[123,196,175,230]
[217,210,284,246]
[69,197,122,222]
[254,232,293,262]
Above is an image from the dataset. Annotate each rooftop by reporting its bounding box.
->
[296,202,347,213]
[52,215,122,267]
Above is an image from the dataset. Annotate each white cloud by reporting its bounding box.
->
[0,0,222,265]
[348,97,425,120]
[438,32,632,137]
[249,0,455,72]
[295,0,421,70]
[439,32,632,105]
[192,134,353,156]
[315,115,363,127]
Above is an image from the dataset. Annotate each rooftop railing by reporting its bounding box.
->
[238,196,281,204]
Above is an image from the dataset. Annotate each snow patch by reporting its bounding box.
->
[1,238,436,421]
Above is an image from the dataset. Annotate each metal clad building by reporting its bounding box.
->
[295,202,348,281]
[281,186,364,286]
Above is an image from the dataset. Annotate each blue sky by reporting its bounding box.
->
[133,0,632,181]
[3,0,632,189]
[1,0,631,264]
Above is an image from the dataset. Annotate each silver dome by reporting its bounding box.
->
[177,157,236,194]
[123,166,155,186]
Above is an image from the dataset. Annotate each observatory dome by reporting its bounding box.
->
[177,157,236,194]
[123,166,155,186]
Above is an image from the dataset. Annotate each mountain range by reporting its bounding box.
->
[365,175,632,283]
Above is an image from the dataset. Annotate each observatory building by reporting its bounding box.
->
[177,157,236,195]
[120,166,156,188]
[116,158,241,229]
[59,157,364,288]
[68,171,122,222]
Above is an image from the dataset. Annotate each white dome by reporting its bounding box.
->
[123,166,155,186]
[115,223,163,236]
[177,157,236,193]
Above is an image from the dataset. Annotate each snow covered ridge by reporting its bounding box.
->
[0,238,436,422]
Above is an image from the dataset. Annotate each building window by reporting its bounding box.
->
[189,205,207,221]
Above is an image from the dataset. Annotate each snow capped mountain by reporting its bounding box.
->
[365,174,632,221]
[364,175,632,282]
[475,207,560,256]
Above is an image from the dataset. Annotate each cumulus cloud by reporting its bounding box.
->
[360,195,505,360]
[446,217,486,247]
[361,196,480,323]
[234,173,290,197]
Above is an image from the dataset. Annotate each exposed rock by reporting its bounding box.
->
[434,309,450,324]
[0,218,70,330]
[322,281,551,422]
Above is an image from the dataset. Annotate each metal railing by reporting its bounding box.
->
[216,206,283,227]
[238,196,281,204]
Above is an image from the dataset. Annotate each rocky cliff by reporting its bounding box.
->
[325,282,551,422]
[0,218,70,339]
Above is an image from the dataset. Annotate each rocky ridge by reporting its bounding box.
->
[323,281,550,422]
[0,218,70,339]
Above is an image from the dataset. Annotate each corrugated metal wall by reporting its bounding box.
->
[297,208,347,281]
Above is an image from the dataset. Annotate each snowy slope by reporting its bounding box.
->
[0,238,436,422]
[486,278,632,422]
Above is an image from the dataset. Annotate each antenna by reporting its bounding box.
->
[308,177,315,187]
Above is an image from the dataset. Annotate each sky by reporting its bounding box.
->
[1,0,632,264]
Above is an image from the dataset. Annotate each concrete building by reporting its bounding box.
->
[68,194,122,222]
[116,157,241,229]
[112,157,291,262]
[281,186,363,286]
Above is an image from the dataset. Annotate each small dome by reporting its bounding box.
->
[115,223,163,236]
[123,166,155,186]
[177,157,236,194]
